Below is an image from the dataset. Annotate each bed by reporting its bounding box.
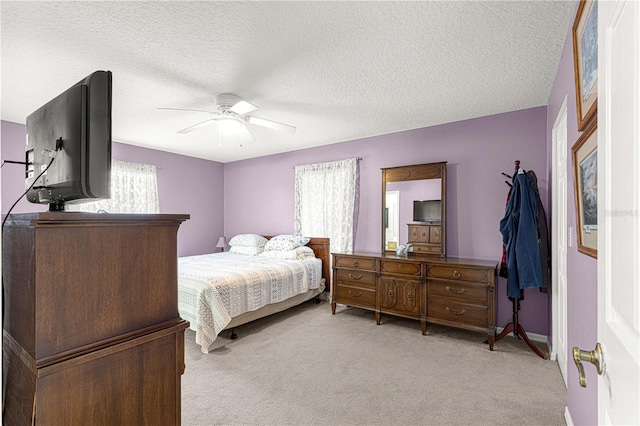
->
[178,235,330,353]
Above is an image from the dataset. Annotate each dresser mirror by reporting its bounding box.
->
[382,162,447,256]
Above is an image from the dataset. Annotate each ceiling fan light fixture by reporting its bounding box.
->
[168,94,295,138]
[217,117,243,133]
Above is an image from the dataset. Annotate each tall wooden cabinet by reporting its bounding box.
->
[407,223,442,255]
[331,252,497,348]
[2,212,189,426]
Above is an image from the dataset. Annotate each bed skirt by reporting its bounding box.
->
[195,279,325,354]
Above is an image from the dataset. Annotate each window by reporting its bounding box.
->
[68,160,159,213]
[294,158,358,253]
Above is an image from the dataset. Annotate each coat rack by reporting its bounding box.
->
[495,160,547,359]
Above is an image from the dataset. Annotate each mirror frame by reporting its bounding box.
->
[381,162,447,257]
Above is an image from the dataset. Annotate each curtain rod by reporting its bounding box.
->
[113,159,164,169]
[292,157,362,169]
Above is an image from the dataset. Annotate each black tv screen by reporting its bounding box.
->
[413,200,441,223]
[25,70,112,211]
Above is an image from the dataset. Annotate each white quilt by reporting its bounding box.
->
[178,252,323,353]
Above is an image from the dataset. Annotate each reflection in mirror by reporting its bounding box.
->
[385,179,442,250]
[381,162,446,256]
[385,190,400,251]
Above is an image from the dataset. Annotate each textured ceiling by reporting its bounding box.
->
[1,1,574,163]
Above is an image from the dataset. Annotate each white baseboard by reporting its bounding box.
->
[564,406,574,426]
[495,326,548,343]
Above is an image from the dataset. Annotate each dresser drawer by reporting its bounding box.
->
[335,269,376,287]
[334,284,376,307]
[426,265,490,283]
[334,255,377,271]
[427,281,487,303]
[380,260,421,277]
[427,298,488,327]
[412,244,441,255]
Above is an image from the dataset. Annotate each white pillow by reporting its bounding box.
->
[229,246,264,256]
[264,235,310,251]
[259,246,316,260]
[228,234,268,248]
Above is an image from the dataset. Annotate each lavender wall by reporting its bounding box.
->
[225,107,551,335]
[1,120,224,257]
[546,1,598,423]
[110,143,224,257]
[1,121,48,215]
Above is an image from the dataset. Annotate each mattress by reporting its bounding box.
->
[178,252,323,353]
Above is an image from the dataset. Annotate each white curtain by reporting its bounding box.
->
[294,158,358,254]
[68,160,159,213]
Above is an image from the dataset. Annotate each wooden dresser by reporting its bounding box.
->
[2,212,189,426]
[331,252,497,348]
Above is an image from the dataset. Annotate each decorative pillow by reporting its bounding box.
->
[264,234,310,251]
[259,246,316,260]
[229,246,264,256]
[228,234,268,248]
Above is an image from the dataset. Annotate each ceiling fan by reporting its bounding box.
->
[160,94,296,145]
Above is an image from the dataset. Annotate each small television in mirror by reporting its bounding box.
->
[25,70,112,211]
[413,200,441,223]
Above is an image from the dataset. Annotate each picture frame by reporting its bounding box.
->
[571,119,598,258]
[572,0,598,131]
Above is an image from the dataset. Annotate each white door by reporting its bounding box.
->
[552,96,569,385]
[385,190,399,248]
[598,1,640,424]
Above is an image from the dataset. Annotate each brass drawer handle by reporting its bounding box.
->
[446,307,466,315]
[398,264,403,269]
[349,273,363,280]
[388,291,394,297]
[445,286,465,294]
[352,261,359,267]
[452,270,461,278]
[348,290,362,298]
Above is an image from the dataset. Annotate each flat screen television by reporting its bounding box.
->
[25,70,112,211]
[413,200,441,223]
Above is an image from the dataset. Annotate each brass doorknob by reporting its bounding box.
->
[573,343,605,388]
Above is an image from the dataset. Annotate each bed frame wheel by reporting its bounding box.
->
[230,329,238,340]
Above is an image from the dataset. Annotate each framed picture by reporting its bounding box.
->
[572,0,598,131]
[571,119,598,258]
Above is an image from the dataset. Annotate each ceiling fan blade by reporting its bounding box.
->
[177,118,217,134]
[245,116,296,134]
[235,123,256,144]
[229,100,258,116]
[159,107,215,114]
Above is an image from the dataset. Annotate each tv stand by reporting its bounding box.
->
[2,212,189,425]
[48,200,66,211]
[407,223,442,255]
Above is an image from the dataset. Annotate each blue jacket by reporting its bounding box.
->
[499,172,543,299]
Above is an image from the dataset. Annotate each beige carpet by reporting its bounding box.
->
[182,300,566,425]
